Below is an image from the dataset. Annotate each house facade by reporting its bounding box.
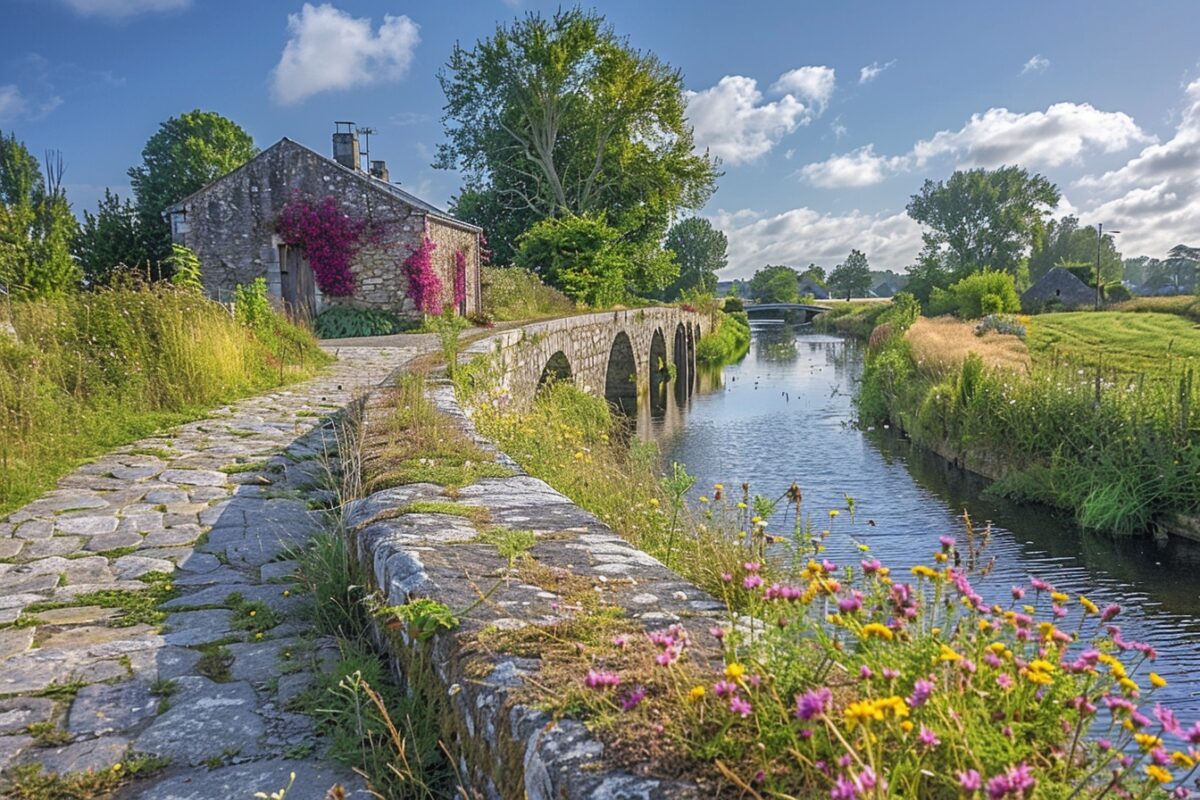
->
[164,131,482,319]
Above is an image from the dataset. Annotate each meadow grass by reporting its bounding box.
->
[481,265,576,322]
[813,300,892,337]
[906,316,1031,374]
[1028,310,1200,376]
[0,286,327,515]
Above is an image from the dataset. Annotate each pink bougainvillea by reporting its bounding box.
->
[453,249,467,311]
[403,236,443,315]
[276,192,365,296]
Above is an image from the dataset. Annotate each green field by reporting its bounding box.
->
[1028,310,1200,375]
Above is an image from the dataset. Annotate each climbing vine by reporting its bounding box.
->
[453,249,467,310]
[276,192,365,296]
[403,237,443,315]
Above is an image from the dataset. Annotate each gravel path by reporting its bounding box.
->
[0,344,423,798]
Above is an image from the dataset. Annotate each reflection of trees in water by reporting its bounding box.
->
[754,324,800,362]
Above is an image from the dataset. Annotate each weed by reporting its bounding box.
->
[475,527,536,565]
[218,461,265,474]
[25,721,71,746]
[1,755,168,799]
[194,644,233,682]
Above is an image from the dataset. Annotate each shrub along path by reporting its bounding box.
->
[0,343,427,799]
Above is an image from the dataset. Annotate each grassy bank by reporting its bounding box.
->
[695,309,750,367]
[481,265,576,322]
[813,300,891,337]
[0,287,327,515]
[860,312,1200,536]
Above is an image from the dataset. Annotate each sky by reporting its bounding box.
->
[2,0,1199,279]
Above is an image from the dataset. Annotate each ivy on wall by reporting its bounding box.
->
[276,192,365,296]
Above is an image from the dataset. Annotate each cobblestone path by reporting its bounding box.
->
[0,344,422,799]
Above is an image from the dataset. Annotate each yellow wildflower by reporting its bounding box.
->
[1146,765,1173,784]
[698,496,709,503]
[648,498,659,508]
[1028,660,1056,673]
[900,720,914,733]
[911,565,938,579]
[844,700,884,728]
[1050,591,1069,603]
[829,510,840,517]
[860,623,894,641]
[725,662,746,681]
[934,552,948,563]
[1079,596,1098,615]
[937,644,962,662]
[1119,677,1139,694]
[1150,672,1167,688]
[688,686,707,702]
[1172,752,1196,769]
[1025,669,1053,685]
[1135,733,1164,751]
[737,501,747,509]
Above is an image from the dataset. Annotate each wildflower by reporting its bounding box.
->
[1030,577,1052,592]
[698,496,708,503]
[729,696,752,717]
[1150,672,1167,689]
[724,662,746,682]
[713,680,737,698]
[620,687,646,711]
[908,679,934,708]
[1146,764,1173,784]
[853,767,880,795]
[1172,751,1196,769]
[255,632,264,640]
[1011,586,1025,600]
[612,635,628,648]
[937,644,963,662]
[918,725,940,748]
[996,673,1013,691]
[720,573,733,584]
[737,501,747,509]
[1135,733,1164,751]
[882,667,900,680]
[1155,704,1182,735]
[957,769,982,793]
[708,626,726,640]
[860,622,894,641]
[282,590,290,598]
[743,575,763,589]
[795,688,832,721]
[985,763,1036,799]
[687,686,706,702]
[828,510,839,518]
[1100,603,1121,622]
[859,665,873,681]
[830,775,856,799]
[1079,595,1098,615]
[648,498,659,508]
[1050,591,1069,603]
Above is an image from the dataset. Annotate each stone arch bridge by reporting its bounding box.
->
[463,307,713,416]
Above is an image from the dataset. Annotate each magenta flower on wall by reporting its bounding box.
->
[403,236,443,314]
[276,192,365,296]
[453,249,467,310]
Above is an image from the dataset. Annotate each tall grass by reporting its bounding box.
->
[906,316,1031,374]
[0,286,327,514]
[695,310,750,367]
[480,265,576,321]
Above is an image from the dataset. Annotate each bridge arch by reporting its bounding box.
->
[604,332,637,416]
[649,328,668,416]
[687,323,698,393]
[536,351,572,393]
[673,323,690,403]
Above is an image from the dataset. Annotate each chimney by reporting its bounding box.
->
[332,121,359,171]
[369,160,390,183]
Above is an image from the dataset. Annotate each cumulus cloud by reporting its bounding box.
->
[687,67,833,165]
[859,60,895,84]
[799,145,905,188]
[0,56,65,123]
[1075,79,1200,257]
[270,3,420,106]
[771,66,835,112]
[709,206,924,276]
[800,101,1152,188]
[59,0,189,18]
[1021,54,1050,75]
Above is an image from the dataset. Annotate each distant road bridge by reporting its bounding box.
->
[744,303,831,323]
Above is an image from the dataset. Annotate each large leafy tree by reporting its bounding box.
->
[514,213,627,307]
[661,217,726,300]
[748,265,800,304]
[437,8,719,294]
[828,249,873,300]
[906,166,1059,282]
[0,134,79,298]
[1028,215,1122,284]
[1163,244,1200,293]
[74,189,152,285]
[129,110,256,269]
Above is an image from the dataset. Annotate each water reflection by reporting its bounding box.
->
[644,322,1200,715]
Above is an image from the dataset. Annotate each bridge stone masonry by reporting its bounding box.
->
[462,306,712,413]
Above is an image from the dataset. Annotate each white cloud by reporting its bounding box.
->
[60,0,189,18]
[799,101,1152,189]
[709,206,924,276]
[831,117,848,139]
[270,3,420,106]
[1075,79,1200,257]
[771,66,835,112]
[687,68,833,165]
[799,145,905,188]
[1021,54,1050,75]
[859,60,895,84]
[0,82,61,123]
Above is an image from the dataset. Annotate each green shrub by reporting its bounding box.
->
[233,277,272,331]
[314,306,412,339]
[165,244,203,292]
[514,215,627,307]
[926,286,955,316]
[721,296,744,313]
[695,311,750,366]
[481,266,575,321]
[1104,282,1132,302]
[947,270,1020,318]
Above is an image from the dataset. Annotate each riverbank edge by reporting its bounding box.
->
[836,316,1200,543]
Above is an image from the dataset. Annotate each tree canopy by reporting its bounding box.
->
[0,133,78,298]
[907,166,1059,281]
[129,109,256,268]
[437,7,719,290]
[661,217,726,300]
[73,189,151,285]
[828,249,872,300]
[1028,216,1122,284]
[748,265,800,304]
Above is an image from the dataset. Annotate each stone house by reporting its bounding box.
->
[1021,266,1094,311]
[164,128,482,320]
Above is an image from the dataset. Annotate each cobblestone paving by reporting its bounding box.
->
[0,344,422,799]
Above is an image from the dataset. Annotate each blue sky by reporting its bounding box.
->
[3,0,1199,277]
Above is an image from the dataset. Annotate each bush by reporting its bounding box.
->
[695,311,750,366]
[1105,282,1132,302]
[721,296,744,313]
[0,286,327,514]
[948,270,1020,318]
[233,277,273,331]
[515,214,627,307]
[927,286,955,316]
[481,266,575,322]
[314,306,412,339]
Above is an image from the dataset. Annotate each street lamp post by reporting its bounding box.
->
[1095,223,1120,311]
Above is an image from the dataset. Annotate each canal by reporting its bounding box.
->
[643,322,1200,716]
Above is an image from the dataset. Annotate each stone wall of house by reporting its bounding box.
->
[426,219,483,315]
[172,139,478,318]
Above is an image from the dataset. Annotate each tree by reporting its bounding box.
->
[514,214,627,307]
[1164,244,1199,293]
[0,135,79,298]
[436,8,719,293]
[798,264,826,286]
[129,110,256,270]
[73,189,151,285]
[661,217,726,300]
[747,265,799,304]
[907,166,1059,281]
[1028,215,1122,284]
[828,250,872,300]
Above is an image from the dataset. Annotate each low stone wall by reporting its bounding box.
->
[347,382,720,798]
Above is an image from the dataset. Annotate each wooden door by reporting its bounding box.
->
[279,245,317,321]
